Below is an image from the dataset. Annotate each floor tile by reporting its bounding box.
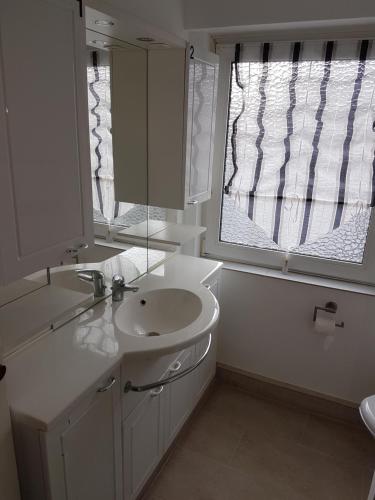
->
[298,445,368,500]
[144,382,375,500]
[203,382,308,445]
[301,413,375,468]
[142,495,166,500]
[148,447,223,500]
[362,468,374,500]
[212,462,303,500]
[203,382,260,425]
[177,408,244,464]
[231,435,365,500]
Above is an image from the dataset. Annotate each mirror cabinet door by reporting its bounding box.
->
[86,29,150,280]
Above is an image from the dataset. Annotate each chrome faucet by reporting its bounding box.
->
[76,270,106,298]
[111,274,139,301]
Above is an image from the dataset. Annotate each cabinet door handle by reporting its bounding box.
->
[0,364,6,381]
[124,334,212,393]
[169,361,182,373]
[97,376,116,393]
[188,200,198,205]
[150,386,164,397]
[66,247,78,255]
[66,243,88,255]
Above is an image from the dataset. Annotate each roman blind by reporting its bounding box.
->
[221,39,375,263]
[87,50,166,226]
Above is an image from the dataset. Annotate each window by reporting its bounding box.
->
[206,39,375,284]
[86,49,166,229]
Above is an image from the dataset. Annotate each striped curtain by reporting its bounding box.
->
[87,50,130,223]
[222,40,375,263]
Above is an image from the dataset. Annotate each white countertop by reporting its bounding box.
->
[5,254,221,431]
[118,221,206,246]
[0,246,172,355]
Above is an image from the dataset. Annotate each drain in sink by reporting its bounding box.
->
[145,331,160,337]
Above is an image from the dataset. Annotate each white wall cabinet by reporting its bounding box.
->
[0,0,93,285]
[13,369,122,500]
[147,47,218,210]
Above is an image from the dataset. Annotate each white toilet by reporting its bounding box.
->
[360,396,375,500]
[360,396,375,438]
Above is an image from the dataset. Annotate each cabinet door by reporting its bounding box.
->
[194,332,217,402]
[194,279,220,401]
[123,385,164,500]
[0,0,93,284]
[186,58,217,205]
[148,47,217,210]
[0,355,20,500]
[60,375,122,500]
[163,347,195,450]
[148,48,188,210]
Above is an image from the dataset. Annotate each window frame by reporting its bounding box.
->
[204,44,375,285]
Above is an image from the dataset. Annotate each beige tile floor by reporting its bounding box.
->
[143,382,375,500]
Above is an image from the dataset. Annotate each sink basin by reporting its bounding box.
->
[114,288,203,337]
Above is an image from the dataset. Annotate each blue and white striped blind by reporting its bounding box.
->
[221,40,375,263]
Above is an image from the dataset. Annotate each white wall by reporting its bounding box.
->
[217,269,375,404]
[120,0,185,38]
[187,0,375,407]
[183,0,375,30]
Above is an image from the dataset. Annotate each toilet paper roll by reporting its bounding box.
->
[314,309,336,334]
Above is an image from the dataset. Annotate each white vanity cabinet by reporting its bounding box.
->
[0,0,93,285]
[122,378,165,500]
[7,257,221,500]
[122,347,196,500]
[121,336,218,500]
[121,352,177,500]
[121,272,220,500]
[13,369,122,500]
[163,347,195,449]
[147,47,218,210]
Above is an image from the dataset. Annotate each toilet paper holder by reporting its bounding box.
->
[313,301,344,328]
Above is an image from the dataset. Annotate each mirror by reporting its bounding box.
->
[86,29,150,282]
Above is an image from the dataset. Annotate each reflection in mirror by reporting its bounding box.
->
[86,29,153,276]
[86,34,148,227]
[0,269,48,308]
[75,303,119,358]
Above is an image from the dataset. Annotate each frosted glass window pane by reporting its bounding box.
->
[221,40,375,263]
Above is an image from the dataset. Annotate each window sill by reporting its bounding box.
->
[204,255,375,296]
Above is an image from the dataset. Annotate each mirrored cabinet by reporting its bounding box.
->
[0,0,93,285]
[148,47,218,209]
[0,0,217,285]
[86,29,148,225]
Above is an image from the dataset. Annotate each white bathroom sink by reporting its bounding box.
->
[115,288,202,336]
[114,285,219,353]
